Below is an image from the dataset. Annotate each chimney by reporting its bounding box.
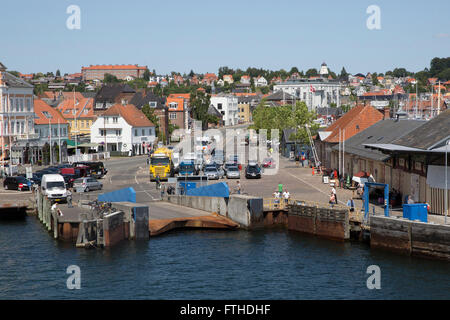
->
[121,99,127,106]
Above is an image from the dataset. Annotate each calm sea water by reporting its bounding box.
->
[0,216,449,300]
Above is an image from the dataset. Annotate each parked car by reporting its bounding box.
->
[62,174,78,188]
[203,166,220,180]
[3,176,32,191]
[205,163,224,179]
[245,163,262,179]
[226,166,240,179]
[41,174,68,202]
[72,161,107,178]
[262,157,275,168]
[73,177,103,192]
[224,162,237,174]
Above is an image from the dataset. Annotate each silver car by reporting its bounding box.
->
[204,167,220,180]
[73,177,103,192]
[226,166,240,179]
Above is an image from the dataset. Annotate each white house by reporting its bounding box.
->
[210,93,239,126]
[0,62,36,166]
[255,76,268,87]
[91,103,156,155]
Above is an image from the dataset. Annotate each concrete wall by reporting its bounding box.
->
[227,195,263,229]
[370,216,450,260]
[167,195,227,216]
[288,204,350,240]
[114,202,149,240]
[103,211,125,247]
[166,195,264,228]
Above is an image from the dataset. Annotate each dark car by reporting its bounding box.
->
[3,176,32,191]
[245,163,262,179]
[62,174,77,188]
[19,173,42,186]
[73,161,107,178]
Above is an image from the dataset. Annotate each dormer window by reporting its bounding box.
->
[169,102,178,109]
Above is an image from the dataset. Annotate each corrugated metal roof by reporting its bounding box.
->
[332,119,425,161]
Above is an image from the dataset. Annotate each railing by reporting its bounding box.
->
[68,152,110,164]
[263,197,366,224]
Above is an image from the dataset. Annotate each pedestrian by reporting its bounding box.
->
[329,192,335,208]
[407,195,415,204]
[51,202,63,217]
[155,175,161,190]
[236,181,241,194]
[278,183,283,194]
[160,183,165,199]
[283,190,290,206]
[67,188,73,208]
[331,185,338,204]
[347,197,355,212]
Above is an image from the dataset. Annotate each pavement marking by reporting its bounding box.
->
[286,171,346,205]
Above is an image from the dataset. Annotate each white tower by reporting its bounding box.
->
[319,62,329,77]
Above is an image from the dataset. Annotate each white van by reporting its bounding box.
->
[41,174,68,202]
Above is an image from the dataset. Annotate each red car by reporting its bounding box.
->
[262,158,274,168]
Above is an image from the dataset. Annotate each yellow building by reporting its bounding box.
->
[57,97,96,139]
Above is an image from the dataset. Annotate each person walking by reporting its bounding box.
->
[160,183,166,199]
[236,181,241,194]
[329,192,335,208]
[331,185,338,204]
[155,175,161,190]
[67,188,73,208]
[346,197,355,212]
[283,190,290,206]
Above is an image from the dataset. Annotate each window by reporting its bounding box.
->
[26,99,31,111]
[20,99,24,112]
[113,117,118,123]
[169,102,178,109]
[149,102,157,108]
[217,103,222,110]
[142,129,145,136]
[15,99,19,112]
[105,117,109,124]
[42,111,52,119]
[100,129,106,136]
[115,129,121,136]
[135,129,138,136]
[54,128,58,136]
[169,113,177,119]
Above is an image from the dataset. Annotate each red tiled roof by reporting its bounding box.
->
[323,105,383,143]
[82,64,147,71]
[101,104,154,127]
[168,93,190,101]
[166,97,184,112]
[34,99,68,125]
[362,89,392,97]
[57,97,95,119]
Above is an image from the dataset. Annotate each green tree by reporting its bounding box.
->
[143,69,150,81]
[305,68,318,78]
[141,104,160,136]
[190,90,218,129]
[104,73,120,83]
[251,101,317,141]
[339,67,348,81]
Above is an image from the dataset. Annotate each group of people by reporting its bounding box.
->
[273,184,290,206]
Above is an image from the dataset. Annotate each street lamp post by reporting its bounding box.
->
[446,139,449,224]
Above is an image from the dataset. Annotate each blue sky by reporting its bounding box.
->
[1,0,449,75]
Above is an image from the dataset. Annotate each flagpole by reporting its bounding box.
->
[58,118,61,164]
[49,117,52,165]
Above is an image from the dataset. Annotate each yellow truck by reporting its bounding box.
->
[149,147,174,181]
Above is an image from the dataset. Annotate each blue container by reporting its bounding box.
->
[403,204,428,223]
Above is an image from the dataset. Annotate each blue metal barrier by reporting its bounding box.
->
[98,187,136,203]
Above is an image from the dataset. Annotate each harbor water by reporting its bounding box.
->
[0,217,449,299]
